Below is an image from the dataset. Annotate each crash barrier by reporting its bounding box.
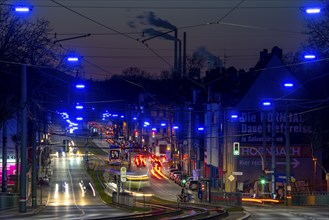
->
[0,193,19,210]
[206,192,242,207]
[292,192,329,206]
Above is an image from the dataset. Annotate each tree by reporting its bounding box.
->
[0,1,70,125]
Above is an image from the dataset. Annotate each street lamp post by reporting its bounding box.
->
[262,101,276,199]
[19,64,27,212]
[283,82,294,205]
[271,107,276,199]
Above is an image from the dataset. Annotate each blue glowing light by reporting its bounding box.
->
[14,6,31,12]
[284,83,294,87]
[67,57,79,62]
[304,54,316,59]
[76,84,85,89]
[306,8,321,14]
[262,101,271,106]
[231,114,238,119]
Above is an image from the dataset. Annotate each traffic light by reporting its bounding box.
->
[201,182,205,192]
[259,175,267,185]
[181,178,186,185]
[233,142,240,156]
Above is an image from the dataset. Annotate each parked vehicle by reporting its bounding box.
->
[171,171,182,180]
[174,173,183,184]
[186,180,198,190]
[169,169,179,178]
[168,168,178,175]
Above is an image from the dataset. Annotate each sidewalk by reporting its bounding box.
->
[0,183,50,219]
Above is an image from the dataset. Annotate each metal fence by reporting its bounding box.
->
[208,192,242,207]
[0,193,19,210]
[292,192,329,206]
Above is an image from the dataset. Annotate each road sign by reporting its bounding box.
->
[232,171,243,176]
[276,174,295,183]
[228,175,235,182]
[276,158,300,168]
[120,167,127,182]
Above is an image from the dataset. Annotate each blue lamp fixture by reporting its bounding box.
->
[14,6,32,12]
[262,101,271,106]
[304,54,316,59]
[75,83,85,89]
[305,7,321,14]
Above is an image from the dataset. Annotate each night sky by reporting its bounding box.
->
[8,0,322,80]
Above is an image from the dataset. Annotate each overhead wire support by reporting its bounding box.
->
[141,29,176,43]
[54,33,91,44]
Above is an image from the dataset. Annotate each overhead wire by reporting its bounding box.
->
[46,0,327,105]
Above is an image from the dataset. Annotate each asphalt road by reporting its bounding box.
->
[244,204,329,219]
[16,133,129,220]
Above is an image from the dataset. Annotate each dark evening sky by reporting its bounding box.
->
[8,0,322,80]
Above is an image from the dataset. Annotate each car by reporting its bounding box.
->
[168,168,179,177]
[174,173,183,184]
[168,167,178,173]
[186,180,198,190]
[171,171,182,180]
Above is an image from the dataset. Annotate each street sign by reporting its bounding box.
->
[265,170,274,174]
[120,167,127,182]
[232,171,243,176]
